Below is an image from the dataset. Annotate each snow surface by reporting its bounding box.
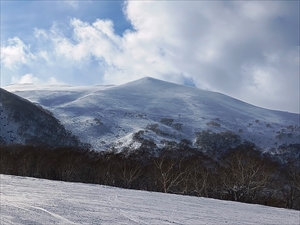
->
[4,77,299,151]
[1,174,299,225]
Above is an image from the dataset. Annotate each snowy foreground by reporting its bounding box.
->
[1,175,299,225]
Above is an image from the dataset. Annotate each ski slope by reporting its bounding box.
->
[4,77,299,151]
[1,174,299,225]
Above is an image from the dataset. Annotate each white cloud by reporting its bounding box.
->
[1,1,299,112]
[1,37,36,69]
[12,74,39,84]
[62,0,79,9]
[12,74,63,85]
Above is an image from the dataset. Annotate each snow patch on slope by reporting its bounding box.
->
[4,77,299,151]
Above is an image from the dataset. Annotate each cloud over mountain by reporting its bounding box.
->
[1,1,299,113]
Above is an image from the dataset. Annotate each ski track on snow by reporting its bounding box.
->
[0,175,299,225]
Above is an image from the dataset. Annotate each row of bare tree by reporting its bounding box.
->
[0,144,299,209]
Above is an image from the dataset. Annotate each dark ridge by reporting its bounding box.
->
[0,88,88,148]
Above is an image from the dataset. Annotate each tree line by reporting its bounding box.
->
[0,143,299,210]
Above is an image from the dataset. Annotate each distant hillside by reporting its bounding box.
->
[0,88,85,148]
[4,77,299,156]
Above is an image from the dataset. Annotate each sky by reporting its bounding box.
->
[1,1,299,113]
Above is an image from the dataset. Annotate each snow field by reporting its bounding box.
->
[1,174,299,225]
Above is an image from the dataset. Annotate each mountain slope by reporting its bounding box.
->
[4,77,299,152]
[0,88,82,148]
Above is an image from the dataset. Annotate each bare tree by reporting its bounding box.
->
[57,152,83,181]
[221,149,271,202]
[280,163,300,209]
[187,160,210,197]
[0,148,14,174]
[154,156,187,193]
[118,159,142,188]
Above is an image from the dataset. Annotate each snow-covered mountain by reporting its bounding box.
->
[0,88,82,147]
[3,77,299,153]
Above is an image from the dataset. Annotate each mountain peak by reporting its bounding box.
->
[117,77,187,92]
[125,76,169,86]
[138,76,158,81]
[2,79,299,152]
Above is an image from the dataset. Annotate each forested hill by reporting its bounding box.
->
[0,88,85,148]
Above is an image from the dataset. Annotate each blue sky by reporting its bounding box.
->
[1,1,131,41]
[1,1,299,113]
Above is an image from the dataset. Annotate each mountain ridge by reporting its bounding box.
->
[0,88,85,148]
[3,77,299,154]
